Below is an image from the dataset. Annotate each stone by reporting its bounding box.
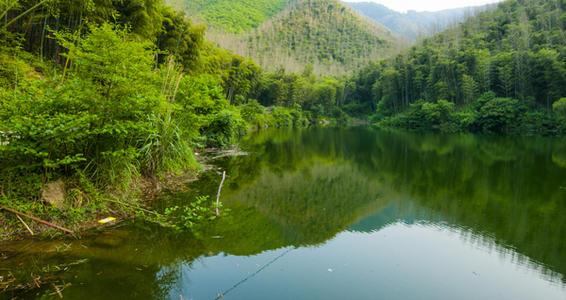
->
[41,180,67,209]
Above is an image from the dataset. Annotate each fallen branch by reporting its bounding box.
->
[216,171,226,216]
[51,282,63,299]
[0,204,74,234]
[16,215,33,236]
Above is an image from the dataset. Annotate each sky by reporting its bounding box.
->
[345,0,505,13]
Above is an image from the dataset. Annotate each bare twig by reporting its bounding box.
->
[51,282,63,299]
[216,171,226,216]
[16,215,34,235]
[0,204,74,234]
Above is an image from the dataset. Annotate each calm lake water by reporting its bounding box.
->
[2,127,566,299]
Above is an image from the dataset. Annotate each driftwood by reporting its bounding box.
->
[16,215,34,235]
[0,204,74,234]
[216,171,226,216]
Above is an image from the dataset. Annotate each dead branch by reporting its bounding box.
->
[216,171,226,216]
[0,204,74,234]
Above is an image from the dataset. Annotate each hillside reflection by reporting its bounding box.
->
[1,128,565,299]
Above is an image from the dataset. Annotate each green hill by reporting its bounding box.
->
[166,0,288,32]
[173,0,399,74]
[343,0,566,132]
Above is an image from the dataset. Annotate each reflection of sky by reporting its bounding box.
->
[164,222,566,300]
[345,0,504,13]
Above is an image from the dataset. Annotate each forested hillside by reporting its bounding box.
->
[0,0,316,235]
[166,0,288,33]
[178,0,399,74]
[343,0,566,133]
[345,1,494,41]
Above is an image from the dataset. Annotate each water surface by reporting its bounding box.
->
[1,128,566,299]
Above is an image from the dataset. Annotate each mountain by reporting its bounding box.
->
[170,0,400,74]
[345,2,495,42]
[166,0,288,33]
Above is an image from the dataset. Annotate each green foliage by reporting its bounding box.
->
[140,113,196,176]
[174,74,247,146]
[203,108,247,147]
[346,0,566,134]
[171,0,288,33]
[269,106,309,128]
[403,100,456,129]
[187,0,397,74]
[1,25,170,197]
[0,0,328,236]
[156,7,206,71]
[162,195,217,230]
[240,99,269,129]
[553,98,566,129]
[476,97,520,132]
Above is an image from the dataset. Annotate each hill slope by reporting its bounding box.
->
[345,2,495,42]
[166,0,288,33]
[173,0,400,74]
[345,0,566,132]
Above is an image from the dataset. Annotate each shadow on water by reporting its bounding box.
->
[1,127,566,299]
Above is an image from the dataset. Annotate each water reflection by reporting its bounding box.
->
[1,127,566,299]
[168,221,566,300]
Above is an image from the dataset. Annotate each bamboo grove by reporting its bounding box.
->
[345,0,566,132]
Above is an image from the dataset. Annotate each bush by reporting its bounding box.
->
[268,106,309,128]
[203,108,247,147]
[331,107,350,125]
[553,98,566,130]
[0,24,188,197]
[476,97,519,132]
[271,107,293,128]
[402,99,456,129]
[519,110,558,133]
[240,99,268,129]
[451,111,476,131]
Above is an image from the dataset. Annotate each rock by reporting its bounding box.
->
[41,180,67,209]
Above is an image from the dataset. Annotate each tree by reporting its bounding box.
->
[477,97,519,132]
[553,98,566,129]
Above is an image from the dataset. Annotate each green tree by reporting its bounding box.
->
[477,97,519,132]
[553,98,566,129]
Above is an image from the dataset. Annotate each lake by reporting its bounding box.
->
[1,127,566,299]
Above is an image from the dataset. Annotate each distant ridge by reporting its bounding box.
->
[345,1,496,42]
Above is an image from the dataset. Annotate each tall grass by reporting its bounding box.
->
[140,113,196,177]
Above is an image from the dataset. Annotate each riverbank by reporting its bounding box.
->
[0,168,198,241]
[0,143,255,241]
[0,148,230,241]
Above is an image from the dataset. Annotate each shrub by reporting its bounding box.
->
[476,97,519,132]
[403,99,455,129]
[0,24,184,197]
[240,99,268,129]
[203,108,247,147]
[271,106,293,128]
[553,98,566,130]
